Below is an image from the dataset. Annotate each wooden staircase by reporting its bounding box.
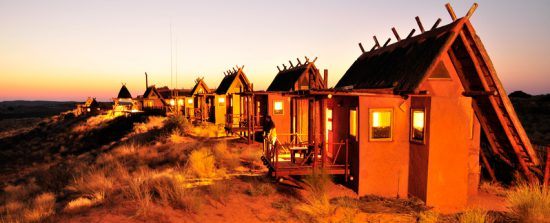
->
[449,21,540,182]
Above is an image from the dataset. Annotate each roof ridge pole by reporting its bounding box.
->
[391,27,401,41]
[431,18,442,30]
[296,58,302,65]
[358,42,366,53]
[415,16,425,33]
[277,66,281,72]
[312,57,318,63]
[289,60,294,68]
[445,3,458,21]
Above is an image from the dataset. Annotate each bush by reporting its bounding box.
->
[458,208,493,223]
[23,192,56,223]
[506,182,550,222]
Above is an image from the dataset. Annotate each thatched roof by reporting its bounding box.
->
[335,20,458,92]
[215,68,250,94]
[267,62,324,92]
[117,85,132,99]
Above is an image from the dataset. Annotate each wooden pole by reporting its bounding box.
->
[391,27,401,41]
[383,38,391,47]
[358,42,365,53]
[323,69,328,88]
[406,29,416,39]
[320,97,326,168]
[445,3,458,21]
[373,36,380,48]
[415,16,425,33]
[431,18,442,30]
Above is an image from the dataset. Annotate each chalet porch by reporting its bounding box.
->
[261,133,350,179]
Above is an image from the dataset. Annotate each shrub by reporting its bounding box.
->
[133,116,166,133]
[187,148,217,178]
[245,182,275,197]
[506,182,550,222]
[458,208,493,223]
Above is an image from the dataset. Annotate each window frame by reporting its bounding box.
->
[369,108,393,142]
[410,109,426,144]
[273,100,284,115]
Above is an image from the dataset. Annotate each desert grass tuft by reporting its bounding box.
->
[187,148,218,178]
[506,182,550,222]
[418,210,439,223]
[212,142,240,170]
[458,208,493,223]
[296,172,335,223]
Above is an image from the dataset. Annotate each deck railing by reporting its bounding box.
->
[262,133,349,178]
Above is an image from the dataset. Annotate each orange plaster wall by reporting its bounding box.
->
[357,96,410,198]
[417,53,476,211]
[267,94,291,142]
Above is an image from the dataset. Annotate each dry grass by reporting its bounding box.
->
[1,193,56,223]
[458,208,493,223]
[244,178,275,197]
[63,193,104,213]
[207,181,231,205]
[187,148,219,178]
[479,181,507,197]
[506,182,550,222]
[417,210,439,223]
[212,142,240,170]
[67,168,115,199]
[296,172,336,223]
[189,124,222,138]
[133,116,166,134]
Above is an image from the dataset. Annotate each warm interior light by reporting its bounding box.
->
[372,111,391,127]
[218,97,225,103]
[187,98,193,104]
[178,99,184,105]
[170,99,175,106]
[413,111,425,129]
[274,101,283,111]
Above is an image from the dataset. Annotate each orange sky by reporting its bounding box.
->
[1,0,549,101]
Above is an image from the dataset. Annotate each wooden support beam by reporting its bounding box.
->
[406,29,416,39]
[277,66,281,72]
[358,42,365,53]
[431,18,442,30]
[297,58,302,65]
[445,3,458,21]
[305,56,310,63]
[462,90,497,97]
[323,69,328,88]
[289,60,294,68]
[391,27,401,41]
[282,64,287,70]
[415,16,425,33]
[312,57,318,63]
[383,38,391,47]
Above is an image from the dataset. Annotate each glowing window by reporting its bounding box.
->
[170,99,175,106]
[187,98,193,104]
[178,99,184,105]
[273,101,284,115]
[349,109,357,138]
[370,109,392,141]
[411,109,425,142]
[218,97,225,106]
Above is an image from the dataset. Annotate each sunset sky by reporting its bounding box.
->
[1,0,549,101]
